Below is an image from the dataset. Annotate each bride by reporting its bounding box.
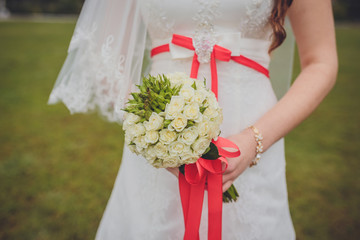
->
[48,0,337,239]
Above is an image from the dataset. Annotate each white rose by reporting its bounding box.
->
[208,122,221,139]
[183,103,200,120]
[192,89,207,104]
[150,158,163,168]
[167,72,188,87]
[197,118,211,136]
[205,93,219,109]
[145,130,159,144]
[125,135,132,145]
[123,112,141,130]
[127,144,137,153]
[170,96,185,108]
[162,155,180,168]
[216,108,223,124]
[169,141,188,156]
[144,112,164,131]
[153,142,168,157]
[165,104,179,120]
[180,86,195,102]
[192,137,211,155]
[159,129,177,144]
[126,123,145,140]
[181,151,200,164]
[144,146,157,162]
[183,77,195,86]
[135,145,142,153]
[203,107,219,119]
[165,96,185,120]
[169,114,187,132]
[134,123,146,136]
[194,114,203,123]
[195,79,205,89]
[134,135,148,149]
[179,127,199,145]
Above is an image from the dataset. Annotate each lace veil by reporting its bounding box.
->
[48,0,148,123]
[48,0,294,123]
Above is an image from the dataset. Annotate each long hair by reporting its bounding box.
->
[269,0,294,53]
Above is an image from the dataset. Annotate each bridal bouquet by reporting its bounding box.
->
[123,72,238,202]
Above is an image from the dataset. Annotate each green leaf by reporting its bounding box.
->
[201,142,220,160]
[191,81,197,90]
[153,106,162,114]
[131,93,140,102]
[163,119,171,128]
[187,120,195,127]
[128,99,137,104]
[222,184,239,203]
[145,110,152,120]
[179,165,185,175]
[203,146,211,155]
[200,106,207,114]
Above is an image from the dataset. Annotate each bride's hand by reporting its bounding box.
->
[222,128,257,192]
[166,167,179,178]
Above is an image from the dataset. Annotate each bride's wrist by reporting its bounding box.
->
[247,125,264,167]
[230,128,258,166]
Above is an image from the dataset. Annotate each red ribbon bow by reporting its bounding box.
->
[172,34,232,99]
[179,137,241,240]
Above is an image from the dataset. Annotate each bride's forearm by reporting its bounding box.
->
[254,61,338,151]
[251,0,338,152]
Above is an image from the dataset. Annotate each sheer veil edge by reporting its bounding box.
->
[48,0,147,123]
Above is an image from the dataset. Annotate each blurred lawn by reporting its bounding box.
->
[0,21,359,240]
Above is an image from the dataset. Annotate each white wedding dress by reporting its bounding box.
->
[49,0,296,239]
[94,1,295,239]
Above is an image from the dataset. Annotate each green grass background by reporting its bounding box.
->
[0,21,359,239]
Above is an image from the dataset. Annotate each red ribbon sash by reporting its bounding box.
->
[151,34,270,99]
[179,137,240,240]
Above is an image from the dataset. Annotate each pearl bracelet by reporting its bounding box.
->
[248,125,263,167]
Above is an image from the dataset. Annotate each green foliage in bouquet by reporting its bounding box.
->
[123,75,181,121]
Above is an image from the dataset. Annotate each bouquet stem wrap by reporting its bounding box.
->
[179,137,240,240]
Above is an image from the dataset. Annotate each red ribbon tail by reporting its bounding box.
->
[179,173,191,226]
[206,161,223,240]
[179,173,206,240]
[190,53,200,79]
[210,51,218,99]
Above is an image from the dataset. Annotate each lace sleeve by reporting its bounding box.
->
[48,0,147,123]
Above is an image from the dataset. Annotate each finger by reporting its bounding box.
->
[223,166,233,175]
[221,161,227,171]
[223,161,236,175]
[222,171,235,184]
[222,180,233,193]
[166,167,179,178]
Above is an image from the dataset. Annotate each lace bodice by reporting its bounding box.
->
[141,0,274,70]
[141,0,274,43]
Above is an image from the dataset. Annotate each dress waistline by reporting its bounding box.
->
[151,32,271,68]
[151,34,269,99]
